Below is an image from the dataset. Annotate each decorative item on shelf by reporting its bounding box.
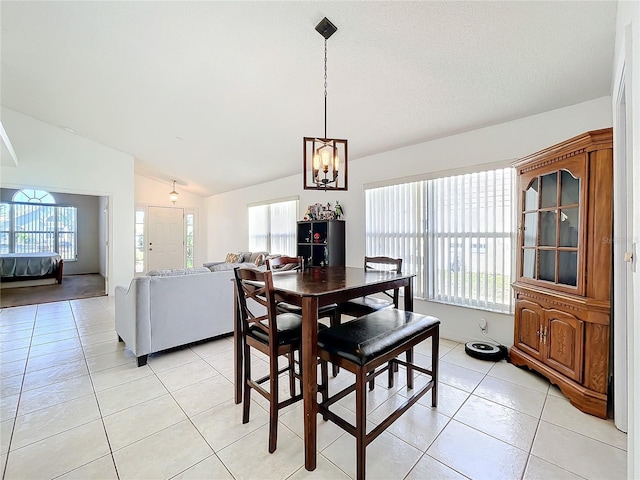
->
[334,201,344,219]
[169,180,179,204]
[314,232,321,243]
[303,17,348,191]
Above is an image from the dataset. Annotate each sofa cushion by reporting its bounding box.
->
[208,262,237,272]
[225,252,244,263]
[253,253,265,266]
[148,269,186,276]
[148,267,211,276]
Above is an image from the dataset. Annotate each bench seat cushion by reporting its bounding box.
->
[318,309,440,365]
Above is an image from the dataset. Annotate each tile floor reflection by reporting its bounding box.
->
[0,298,627,479]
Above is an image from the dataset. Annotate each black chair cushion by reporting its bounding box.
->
[338,296,394,317]
[318,309,440,365]
[248,313,303,346]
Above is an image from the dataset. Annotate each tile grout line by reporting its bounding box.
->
[70,299,122,480]
[1,305,38,480]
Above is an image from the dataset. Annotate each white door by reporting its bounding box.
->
[148,206,184,271]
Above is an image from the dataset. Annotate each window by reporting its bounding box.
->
[248,198,298,255]
[0,189,78,261]
[186,213,194,268]
[365,167,513,313]
[135,210,145,273]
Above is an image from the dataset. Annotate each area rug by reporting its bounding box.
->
[0,274,106,308]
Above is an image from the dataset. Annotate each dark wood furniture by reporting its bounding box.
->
[232,266,415,471]
[317,308,439,480]
[296,220,345,267]
[509,128,613,418]
[338,256,403,318]
[233,267,325,453]
[266,255,340,330]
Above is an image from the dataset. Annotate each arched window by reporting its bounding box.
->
[1,189,77,260]
[12,189,56,204]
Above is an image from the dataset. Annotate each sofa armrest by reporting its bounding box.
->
[115,277,151,358]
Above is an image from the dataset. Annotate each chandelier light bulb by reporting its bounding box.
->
[321,149,331,171]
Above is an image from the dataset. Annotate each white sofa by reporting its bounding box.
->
[115,268,236,366]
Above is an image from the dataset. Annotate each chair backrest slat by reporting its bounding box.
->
[233,267,279,342]
[265,255,304,271]
[364,256,403,306]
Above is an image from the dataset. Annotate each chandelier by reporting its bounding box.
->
[303,17,348,191]
[169,180,179,204]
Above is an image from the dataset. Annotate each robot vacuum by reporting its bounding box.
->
[464,341,508,361]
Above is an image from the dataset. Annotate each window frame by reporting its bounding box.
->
[248,197,298,255]
[1,189,79,261]
[364,164,515,314]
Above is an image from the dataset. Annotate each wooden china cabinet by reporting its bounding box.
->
[509,128,613,418]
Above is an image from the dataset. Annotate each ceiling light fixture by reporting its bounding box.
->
[169,180,179,204]
[303,17,348,191]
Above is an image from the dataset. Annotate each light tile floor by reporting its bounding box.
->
[0,297,627,480]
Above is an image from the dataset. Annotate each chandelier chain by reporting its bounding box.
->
[324,38,328,139]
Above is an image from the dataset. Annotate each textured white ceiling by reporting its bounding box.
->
[1,1,617,196]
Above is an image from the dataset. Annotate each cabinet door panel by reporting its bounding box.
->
[544,309,584,382]
[515,300,543,360]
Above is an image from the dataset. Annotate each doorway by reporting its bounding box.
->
[147,206,185,271]
[613,71,633,433]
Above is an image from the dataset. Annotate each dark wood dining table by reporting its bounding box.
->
[233,266,415,471]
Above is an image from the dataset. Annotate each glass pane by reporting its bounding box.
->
[540,172,558,208]
[558,251,578,286]
[561,170,580,205]
[0,232,8,254]
[539,210,557,246]
[525,178,539,211]
[523,249,535,278]
[523,213,537,247]
[559,208,579,247]
[539,250,556,282]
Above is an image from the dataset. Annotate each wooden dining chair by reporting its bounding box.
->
[266,255,341,330]
[317,308,440,480]
[233,266,310,453]
[334,256,403,379]
[338,256,403,319]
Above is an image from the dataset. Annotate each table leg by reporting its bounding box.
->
[404,279,414,386]
[403,278,413,312]
[302,296,318,471]
[233,283,242,405]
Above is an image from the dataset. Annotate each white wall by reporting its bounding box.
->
[0,107,135,294]
[206,96,612,345]
[134,175,208,269]
[613,1,640,477]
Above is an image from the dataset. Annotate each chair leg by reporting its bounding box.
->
[242,344,251,425]
[286,352,295,397]
[406,347,414,389]
[320,358,329,421]
[331,311,341,377]
[268,351,279,453]
[432,329,439,408]
[355,368,367,480]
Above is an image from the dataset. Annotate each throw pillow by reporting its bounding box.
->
[254,254,265,266]
[225,252,244,263]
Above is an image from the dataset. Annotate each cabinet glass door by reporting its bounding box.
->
[520,169,580,288]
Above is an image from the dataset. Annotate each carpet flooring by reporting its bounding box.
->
[0,274,106,308]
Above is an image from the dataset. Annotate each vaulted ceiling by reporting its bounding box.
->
[1,1,617,196]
